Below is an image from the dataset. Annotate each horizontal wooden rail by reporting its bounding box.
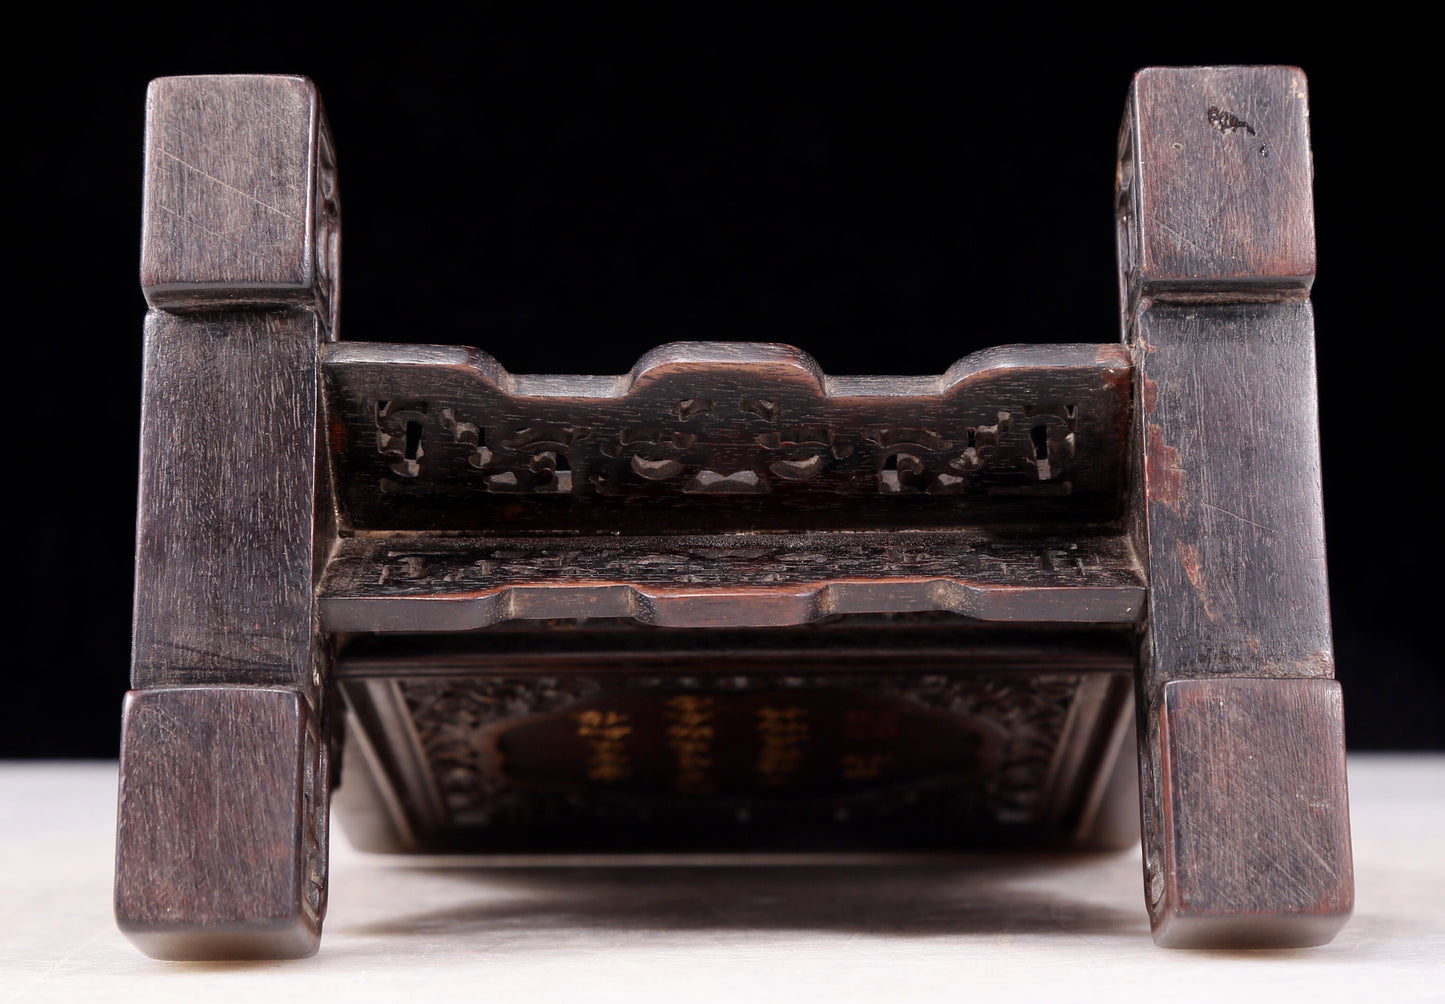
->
[319,530,1144,631]
[323,341,1132,532]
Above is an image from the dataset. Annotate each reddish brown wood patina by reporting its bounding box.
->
[116,67,1350,959]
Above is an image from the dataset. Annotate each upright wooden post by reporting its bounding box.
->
[1118,66,1352,948]
[115,75,339,960]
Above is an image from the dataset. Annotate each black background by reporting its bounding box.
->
[9,9,1438,754]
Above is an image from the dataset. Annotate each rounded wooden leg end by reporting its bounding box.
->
[119,919,321,962]
[1151,906,1351,950]
[115,688,329,961]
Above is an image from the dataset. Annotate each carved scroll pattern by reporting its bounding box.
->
[874,674,1079,825]
[300,716,328,924]
[328,343,1131,530]
[373,399,1080,498]
[313,120,341,337]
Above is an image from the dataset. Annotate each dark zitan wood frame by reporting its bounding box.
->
[116,68,1351,959]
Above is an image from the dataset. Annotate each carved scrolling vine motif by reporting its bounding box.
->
[325,342,1131,525]
[374,398,1079,498]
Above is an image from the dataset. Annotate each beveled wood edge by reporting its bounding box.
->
[1149,677,1351,949]
[323,341,1130,401]
[1118,65,1315,309]
[321,579,1145,632]
[140,73,339,330]
[115,686,328,961]
[319,529,1146,631]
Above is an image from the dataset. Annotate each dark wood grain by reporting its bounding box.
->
[141,75,339,329]
[122,75,339,961]
[117,67,1351,957]
[1152,678,1351,948]
[130,309,329,697]
[1133,301,1331,681]
[324,341,1132,532]
[319,529,1144,631]
[115,688,328,960]
[1119,67,1350,949]
[1118,65,1314,304]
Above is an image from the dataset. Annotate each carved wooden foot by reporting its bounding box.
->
[1142,678,1352,947]
[115,688,328,960]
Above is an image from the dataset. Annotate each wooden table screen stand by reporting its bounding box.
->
[114,66,1352,959]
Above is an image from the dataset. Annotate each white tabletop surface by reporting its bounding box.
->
[1,755,1441,1003]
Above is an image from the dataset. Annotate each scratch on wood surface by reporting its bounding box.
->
[1153,218,1212,259]
[1262,650,1334,678]
[1292,833,1339,882]
[1200,499,1273,533]
[159,149,305,223]
[157,204,234,244]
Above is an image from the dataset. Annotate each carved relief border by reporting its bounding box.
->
[387,672,1091,840]
[325,342,1131,530]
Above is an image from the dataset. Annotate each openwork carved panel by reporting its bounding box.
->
[324,341,1131,532]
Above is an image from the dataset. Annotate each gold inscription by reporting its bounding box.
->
[575,709,633,782]
[665,695,717,794]
[756,706,810,786]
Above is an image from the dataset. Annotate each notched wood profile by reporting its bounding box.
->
[1118,65,1314,305]
[319,530,1145,631]
[118,66,1351,960]
[140,74,340,333]
[325,341,1132,532]
[1119,66,1350,949]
